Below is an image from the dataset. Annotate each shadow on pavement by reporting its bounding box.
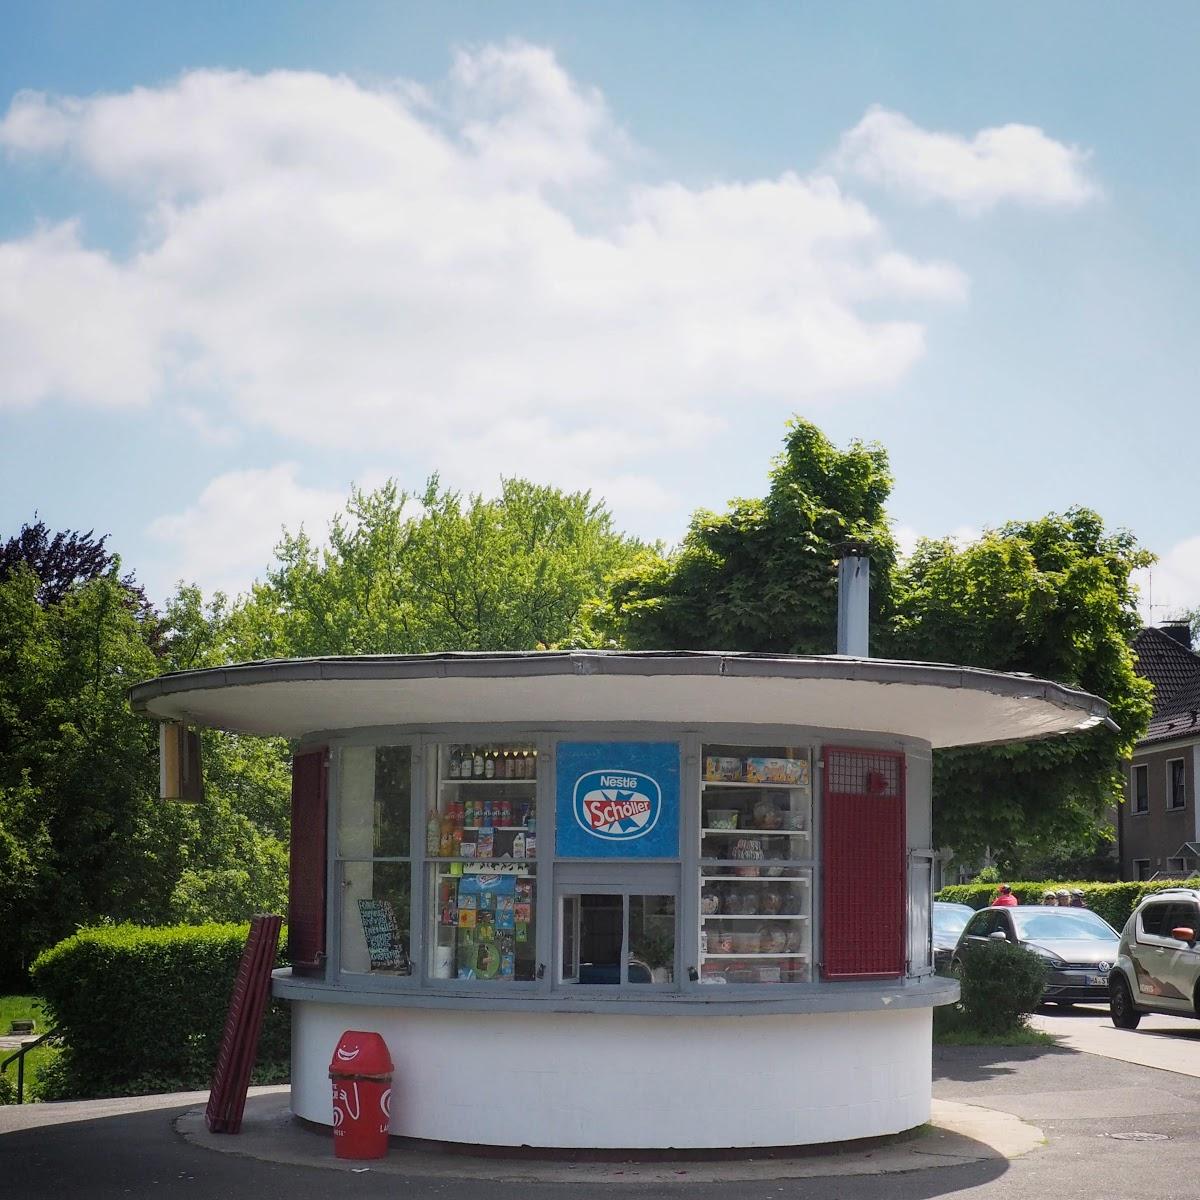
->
[933,1041,1072,1084]
[0,1090,1016,1200]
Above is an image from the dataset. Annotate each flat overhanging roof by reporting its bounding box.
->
[128,651,1112,749]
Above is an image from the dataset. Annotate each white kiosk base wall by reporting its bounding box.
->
[291,1001,933,1149]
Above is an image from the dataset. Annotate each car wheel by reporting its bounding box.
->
[1110,973,1141,1030]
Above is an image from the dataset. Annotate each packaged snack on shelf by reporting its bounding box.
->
[703,756,743,782]
[460,841,476,859]
[707,808,738,829]
[477,827,494,857]
[512,832,526,859]
[745,757,808,786]
[525,833,536,859]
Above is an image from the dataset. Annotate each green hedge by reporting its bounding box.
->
[30,923,290,1101]
[937,878,1200,934]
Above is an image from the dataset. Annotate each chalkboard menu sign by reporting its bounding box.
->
[357,899,411,973]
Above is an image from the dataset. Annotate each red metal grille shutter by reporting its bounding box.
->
[288,749,328,977]
[821,746,906,980]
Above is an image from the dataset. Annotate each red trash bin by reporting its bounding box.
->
[328,1030,394,1160]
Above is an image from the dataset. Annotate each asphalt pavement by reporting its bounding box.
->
[5,1006,1200,1200]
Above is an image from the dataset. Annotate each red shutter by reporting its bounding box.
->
[288,749,328,977]
[821,746,906,980]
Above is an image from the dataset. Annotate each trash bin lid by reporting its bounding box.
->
[329,1030,393,1076]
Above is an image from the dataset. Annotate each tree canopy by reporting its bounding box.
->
[228,476,646,658]
[596,419,896,653]
[887,510,1153,869]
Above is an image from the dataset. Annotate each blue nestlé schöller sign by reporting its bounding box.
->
[555,741,679,858]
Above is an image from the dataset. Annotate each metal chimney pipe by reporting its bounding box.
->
[836,543,870,657]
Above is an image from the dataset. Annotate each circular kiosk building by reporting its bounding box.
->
[130,650,1108,1150]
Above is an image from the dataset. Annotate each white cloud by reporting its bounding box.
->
[834,106,1099,215]
[145,464,343,599]
[0,51,966,471]
[1134,538,1200,623]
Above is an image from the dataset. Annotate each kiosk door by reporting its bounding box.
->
[556,865,678,988]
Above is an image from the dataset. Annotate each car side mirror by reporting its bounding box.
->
[988,930,1008,941]
[1171,926,1196,943]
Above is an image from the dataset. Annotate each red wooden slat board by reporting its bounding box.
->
[288,749,328,976]
[821,746,906,980]
[205,914,283,1134]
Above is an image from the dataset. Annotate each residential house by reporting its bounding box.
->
[1118,623,1200,880]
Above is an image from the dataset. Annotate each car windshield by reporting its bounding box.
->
[932,905,972,937]
[1012,909,1116,941]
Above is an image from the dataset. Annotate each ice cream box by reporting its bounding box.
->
[515,901,532,923]
[704,756,743,782]
[457,908,477,928]
[745,757,809,786]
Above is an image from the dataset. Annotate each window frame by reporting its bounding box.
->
[1168,758,1187,811]
[332,739,421,986]
[1132,763,1150,814]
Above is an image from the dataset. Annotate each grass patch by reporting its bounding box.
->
[935,1026,1056,1047]
[933,1002,1056,1047]
[0,995,48,1033]
[0,995,57,1103]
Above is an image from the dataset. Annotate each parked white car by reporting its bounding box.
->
[1110,888,1200,1029]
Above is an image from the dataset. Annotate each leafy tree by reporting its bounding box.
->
[888,509,1154,869]
[1,517,150,616]
[596,419,896,652]
[0,559,291,986]
[0,564,193,985]
[228,476,645,657]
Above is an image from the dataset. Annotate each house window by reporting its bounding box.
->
[1167,856,1188,875]
[1168,759,1187,810]
[1134,858,1152,881]
[1132,764,1149,813]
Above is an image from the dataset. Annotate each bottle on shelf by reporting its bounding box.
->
[472,747,485,778]
[485,749,496,779]
[448,746,461,779]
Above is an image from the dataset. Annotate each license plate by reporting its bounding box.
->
[1087,974,1108,987]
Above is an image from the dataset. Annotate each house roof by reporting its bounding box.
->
[1134,627,1200,747]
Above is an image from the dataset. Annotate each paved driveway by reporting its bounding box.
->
[5,1016,1200,1200]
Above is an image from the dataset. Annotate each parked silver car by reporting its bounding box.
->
[1110,888,1200,1029]
[951,905,1120,1005]
[932,901,973,972]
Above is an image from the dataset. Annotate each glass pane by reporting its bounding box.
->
[338,745,412,858]
[374,746,412,857]
[701,744,812,864]
[628,894,675,985]
[699,867,812,984]
[427,743,538,862]
[577,894,623,984]
[340,861,412,976]
[429,866,537,983]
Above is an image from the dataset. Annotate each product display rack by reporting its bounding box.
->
[426,744,539,983]
[698,745,814,985]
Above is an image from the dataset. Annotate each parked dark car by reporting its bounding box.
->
[951,905,1120,1006]
[933,901,973,972]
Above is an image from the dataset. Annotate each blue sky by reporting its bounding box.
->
[2,2,1197,617]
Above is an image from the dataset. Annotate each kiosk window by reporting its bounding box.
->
[560,892,676,986]
[426,743,538,983]
[337,745,413,976]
